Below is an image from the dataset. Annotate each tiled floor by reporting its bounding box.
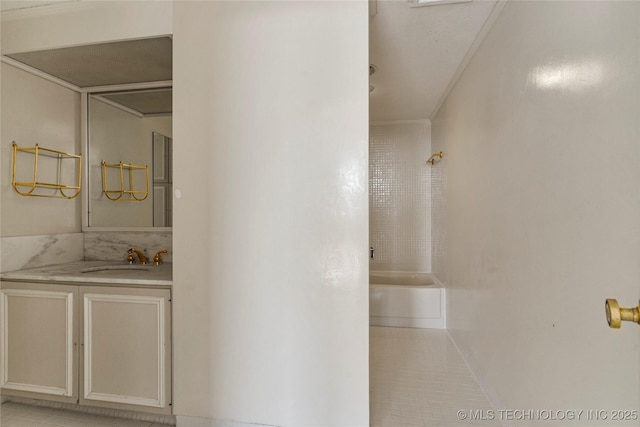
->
[2,327,495,427]
[0,403,174,427]
[370,327,501,427]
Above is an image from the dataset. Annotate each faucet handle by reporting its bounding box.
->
[126,252,136,264]
[153,250,168,265]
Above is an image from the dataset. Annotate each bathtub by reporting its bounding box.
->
[369,271,446,329]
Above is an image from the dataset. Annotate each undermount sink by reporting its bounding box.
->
[79,265,153,273]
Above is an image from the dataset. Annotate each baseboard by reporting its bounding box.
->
[2,395,176,425]
[370,316,445,329]
[446,330,510,427]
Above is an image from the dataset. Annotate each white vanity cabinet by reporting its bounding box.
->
[79,286,171,414]
[0,282,78,403]
[0,281,171,415]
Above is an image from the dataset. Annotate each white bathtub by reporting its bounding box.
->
[369,272,446,329]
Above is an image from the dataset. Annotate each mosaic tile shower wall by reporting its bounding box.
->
[430,121,447,284]
[369,121,431,273]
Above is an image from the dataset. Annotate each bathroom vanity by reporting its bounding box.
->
[0,261,172,415]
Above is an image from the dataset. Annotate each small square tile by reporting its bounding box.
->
[370,327,497,427]
[0,402,175,427]
[1,418,48,427]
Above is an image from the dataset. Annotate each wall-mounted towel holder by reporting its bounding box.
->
[11,142,82,199]
[426,151,444,165]
[102,160,149,201]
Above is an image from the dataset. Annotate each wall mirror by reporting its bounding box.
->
[4,36,173,229]
[87,88,172,228]
[4,35,173,230]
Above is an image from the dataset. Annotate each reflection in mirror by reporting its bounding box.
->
[88,88,172,227]
[153,132,172,226]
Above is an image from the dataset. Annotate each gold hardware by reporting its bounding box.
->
[126,252,136,264]
[153,250,168,265]
[128,248,148,265]
[605,299,640,328]
[102,160,149,201]
[11,142,82,199]
[426,151,444,165]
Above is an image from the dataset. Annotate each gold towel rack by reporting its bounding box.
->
[102,160,149,201]
[11,142,82,199]
[426,151,444,165]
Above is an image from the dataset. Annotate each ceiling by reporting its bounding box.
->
[6,37,172,88]
[369,0,497,121]
[95,88,172,116]
[4,36,172,115]
[3,0,496,121]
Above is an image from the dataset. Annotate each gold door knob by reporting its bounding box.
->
[605,299,640,328]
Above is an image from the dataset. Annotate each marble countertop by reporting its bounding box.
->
[0,261,172,287]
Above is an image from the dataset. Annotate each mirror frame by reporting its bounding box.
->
[81,82,173,232]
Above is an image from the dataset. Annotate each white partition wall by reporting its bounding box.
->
[432,0,640,419]
[173,2,369,426]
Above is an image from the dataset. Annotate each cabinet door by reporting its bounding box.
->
[80,286,171,414]
[0,282,78,402]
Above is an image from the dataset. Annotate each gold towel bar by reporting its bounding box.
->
[11,142,82,199]
[102,160,149,201]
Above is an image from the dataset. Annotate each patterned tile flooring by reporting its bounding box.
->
[370,327,500,427]
[1,327,497,427]
[0,403,173,427]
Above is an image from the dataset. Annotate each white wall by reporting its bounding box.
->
[369,121,431,273]
[0,1,172,55]
[0,63,81,237]
[432,0,640,422]
[88,98,172,227]
[173,1,369,426]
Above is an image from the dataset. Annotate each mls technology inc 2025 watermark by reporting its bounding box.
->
[456,409,639,422]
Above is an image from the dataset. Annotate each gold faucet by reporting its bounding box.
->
[153,250,168,265]
[127,248,148,264]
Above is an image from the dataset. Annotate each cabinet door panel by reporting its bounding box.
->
[81,287,170,412]
[0,283,77,401]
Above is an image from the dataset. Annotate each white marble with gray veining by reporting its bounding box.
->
[0,233,84,273]
[0,260,172,286]
[83,231,172,263]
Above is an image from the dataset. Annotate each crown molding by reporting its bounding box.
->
[0,1,106,22]
[429,0,508,120]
